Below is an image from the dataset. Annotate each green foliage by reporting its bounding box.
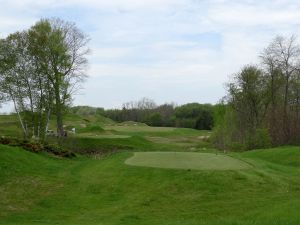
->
[195,110,213,130]
[248,128,272,150]
[0,18,89,139]
[103,100,214,130]
[213,103,227,128]
[175,118,196,128]
[146,113,162,126]
[174,103,214,129]
[211,107,240,150]
[212,66,272,151]
[214,36,300,150]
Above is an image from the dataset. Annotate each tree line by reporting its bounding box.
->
[0,18,89,139]
[212,35,300,150]
[70,98,214,130]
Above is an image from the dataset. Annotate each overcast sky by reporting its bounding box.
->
[1,0,300,111]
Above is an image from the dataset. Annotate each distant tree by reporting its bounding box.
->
[147,113,162,126]
[103,100,213,129]
[260,35,300,143]
[226,65,270,149]
[213,35,300,150]
[174,103,214,129]
[155,103,176,126]
[195,110,213,130]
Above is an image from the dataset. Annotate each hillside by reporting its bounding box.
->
[1,144,300,225]
[0,113,211,154]
[1,113,300,225]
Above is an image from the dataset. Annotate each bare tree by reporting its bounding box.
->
[261,35,300,142]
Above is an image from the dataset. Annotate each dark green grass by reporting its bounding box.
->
[1,145,300,225]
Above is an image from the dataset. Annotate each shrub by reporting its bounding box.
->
[21,141,44,152]
[0,136,15,145]
[44,143,75,158]
[0,136,75,157]
[253,128,271,149]
[0,136,22,146]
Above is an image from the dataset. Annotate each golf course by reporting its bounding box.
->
[1,6,300,225]
[1,113,300,225]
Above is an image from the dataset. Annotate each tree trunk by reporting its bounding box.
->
[11,94,27,138]
[54,76,64,137]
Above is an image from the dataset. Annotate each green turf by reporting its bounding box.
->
[1,114,300,224]
[1,144,300,225]
[125,152,252,170]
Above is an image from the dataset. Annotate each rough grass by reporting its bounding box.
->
[1,145,300,225]
[125,152,252,170]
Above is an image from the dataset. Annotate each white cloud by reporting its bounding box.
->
[1,0,300,110]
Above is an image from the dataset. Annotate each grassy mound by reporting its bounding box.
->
[79,125,105,133]
[50,136,154,155]
[241,146,300,167]
[125,152,252,170]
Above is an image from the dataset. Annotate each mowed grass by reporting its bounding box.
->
[1,144,300,225]
[125,152,252,170]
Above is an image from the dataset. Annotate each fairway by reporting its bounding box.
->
[125,152,252,170]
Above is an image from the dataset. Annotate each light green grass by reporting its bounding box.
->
[125,152,252,170]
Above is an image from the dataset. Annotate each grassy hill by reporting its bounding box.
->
[1,113,300,224]
[0,113,211,154]
[1,144,300,225]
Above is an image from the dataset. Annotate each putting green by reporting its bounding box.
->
[125,152,252,170]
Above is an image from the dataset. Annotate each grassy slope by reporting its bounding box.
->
[0,114,211,153]
[1,145,300,225]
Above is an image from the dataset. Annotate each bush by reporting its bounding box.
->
[228,142,246,151]
[253,128,271,149]
[0,136,16,145]
[44,143,75,158]
[0,136,75,157]
[21,141,44,152]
